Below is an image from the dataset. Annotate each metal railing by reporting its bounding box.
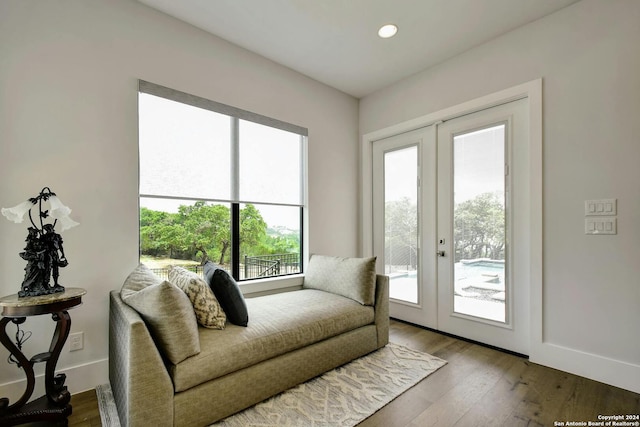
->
[149,265,204,280]
[244,253,300,279]
[148,253,300,281]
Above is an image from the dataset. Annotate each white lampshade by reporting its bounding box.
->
[48,195,72,219]
[56,215,80,232]
[1,200,34,224]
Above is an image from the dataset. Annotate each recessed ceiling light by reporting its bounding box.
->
[378,24,398,39]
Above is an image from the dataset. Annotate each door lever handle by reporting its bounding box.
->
[437,250,446,257]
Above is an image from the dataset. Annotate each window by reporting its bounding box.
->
[138,81,307,282]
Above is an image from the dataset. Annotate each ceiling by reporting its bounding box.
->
[137,0,580,98]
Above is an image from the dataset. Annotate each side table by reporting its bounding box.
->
[0,287,86,426]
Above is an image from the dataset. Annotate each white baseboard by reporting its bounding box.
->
[0,358,109,401]
[531,342,640,394]
[3,345,636,401]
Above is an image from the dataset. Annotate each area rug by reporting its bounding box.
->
[95,383,122,427]
[213,343,446,426]
[97,343,446,427]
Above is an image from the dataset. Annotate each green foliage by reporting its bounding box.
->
[179,201,231,264]
[383,192,505,265]
[240,204,267,255]
[140,208,186,258]
[385,197,418,268]
[140,202,299,265]
[454,192,505,262]
[257,233,300,255]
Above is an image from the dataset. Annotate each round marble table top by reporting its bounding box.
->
[0,288,87,317]
[0,288,86,313]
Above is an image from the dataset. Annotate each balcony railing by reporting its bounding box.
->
[148,253,300,281]
[244,253,300,279]
[149,265,204,281]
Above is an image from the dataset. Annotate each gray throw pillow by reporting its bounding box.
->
[121,264,200,364]
[303,255,377,305]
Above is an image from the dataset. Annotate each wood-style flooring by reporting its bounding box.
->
[68,319,640,427]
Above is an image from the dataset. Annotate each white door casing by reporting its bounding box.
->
[363,80,541,356]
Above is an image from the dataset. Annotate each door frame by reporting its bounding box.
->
[361,79,542,352]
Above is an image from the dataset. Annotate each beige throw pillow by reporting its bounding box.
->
[168,266,226,329]
[121,264,200,364]
[303,255,377,305]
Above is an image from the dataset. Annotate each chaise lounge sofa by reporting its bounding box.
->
[109,255,389,427]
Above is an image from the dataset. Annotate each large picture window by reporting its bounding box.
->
[138,81,307,281]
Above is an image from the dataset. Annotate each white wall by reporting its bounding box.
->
[360,0,640,392]
[0,0,358,395]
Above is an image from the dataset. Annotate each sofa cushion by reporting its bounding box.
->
[303,254,377,305]
[203,261,248,327]
[168,266,226,329]
[121,264,200,364]
[170,289,374,392]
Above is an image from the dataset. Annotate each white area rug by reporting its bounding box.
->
[213,343,446,426]
[95,383,121,427]
[98,343,446,427]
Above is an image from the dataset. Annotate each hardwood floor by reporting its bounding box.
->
[361,320,640,426]
[68,320,640,426]
[67,388,102,427]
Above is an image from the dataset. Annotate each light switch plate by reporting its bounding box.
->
[585,218,617,235]
[585,199,617,216]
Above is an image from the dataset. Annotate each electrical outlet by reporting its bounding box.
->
[69,332,83,351]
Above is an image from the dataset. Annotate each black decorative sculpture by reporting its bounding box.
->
[2,188,78,297]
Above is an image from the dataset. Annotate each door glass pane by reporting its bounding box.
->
[385,146,418,304]
[453,125,506,322]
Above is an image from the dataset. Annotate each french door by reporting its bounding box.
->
[372,98,530,355]
[372,126,437,327]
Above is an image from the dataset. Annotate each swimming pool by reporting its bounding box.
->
[456,259,505,290]
[387,258,505,303]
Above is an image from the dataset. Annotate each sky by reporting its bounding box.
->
[383,124,505,205]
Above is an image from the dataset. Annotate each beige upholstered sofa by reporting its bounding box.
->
[109,257,389,427]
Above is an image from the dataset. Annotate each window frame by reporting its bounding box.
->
[138,80,308,290]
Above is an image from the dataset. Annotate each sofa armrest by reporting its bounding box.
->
[374,274,390,348]
[109,291,174,427]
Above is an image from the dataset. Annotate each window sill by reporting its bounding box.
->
[239,274,304,296]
